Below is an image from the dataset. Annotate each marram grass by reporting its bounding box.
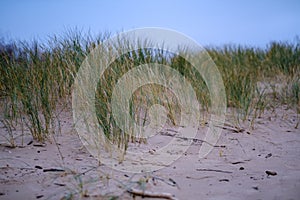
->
[0,31,299,149]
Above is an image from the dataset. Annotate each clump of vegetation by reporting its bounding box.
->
[0,30,98,144]
[207,39,300,122]
[0,30,299,148]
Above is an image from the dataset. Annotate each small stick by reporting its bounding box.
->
[159,133,225,148]
[215,124,244,133]
[196,168,233,174]
[43,168,65,172]
[127,188,178,200]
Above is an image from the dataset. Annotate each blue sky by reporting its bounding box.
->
[0,0,299,48]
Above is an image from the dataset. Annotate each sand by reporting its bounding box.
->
[0,105,299,200]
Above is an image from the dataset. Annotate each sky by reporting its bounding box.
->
[0,0,299,48]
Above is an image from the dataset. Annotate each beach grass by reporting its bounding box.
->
[0,30,299,148]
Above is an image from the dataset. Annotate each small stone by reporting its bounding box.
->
[149,150,155,155]
[266,170,277,176]
[265,153,272,159]
[36,195,44,199]
[252,186,259,190]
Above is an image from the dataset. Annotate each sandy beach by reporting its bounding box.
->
[0,104,299,200]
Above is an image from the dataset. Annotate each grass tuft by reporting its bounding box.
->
[0,30,299,148]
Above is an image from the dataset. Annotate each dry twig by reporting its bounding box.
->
[127,188,178,200]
